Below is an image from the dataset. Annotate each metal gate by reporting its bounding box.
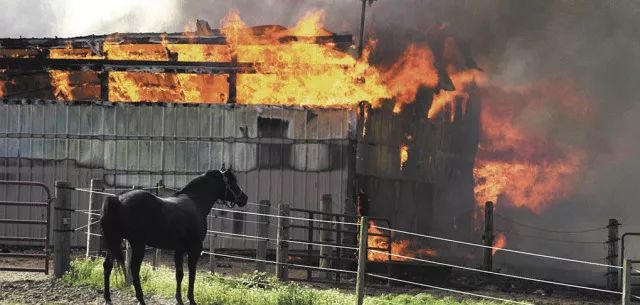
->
[0,180,52,273]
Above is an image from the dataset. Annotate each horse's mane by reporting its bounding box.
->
[175,174,213,196]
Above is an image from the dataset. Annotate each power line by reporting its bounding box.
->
[496,230,606,245]
[210,207,361,227]
[495,213,607,234]
[370,224,621,270]
[368,250,621,295]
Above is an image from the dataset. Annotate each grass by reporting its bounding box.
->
[61,258,508,305]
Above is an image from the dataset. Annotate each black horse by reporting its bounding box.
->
[100,168,248,305]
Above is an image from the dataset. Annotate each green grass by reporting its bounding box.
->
[61,258,507,305]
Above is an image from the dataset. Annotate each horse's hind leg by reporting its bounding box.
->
[103,252,114,305]
[129,243,146,305]
[187,246,202,305]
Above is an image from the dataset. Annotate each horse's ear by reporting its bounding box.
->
[227,164,233,172]
[220,163,226,172]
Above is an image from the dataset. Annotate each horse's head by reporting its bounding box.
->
[206,165,248,208]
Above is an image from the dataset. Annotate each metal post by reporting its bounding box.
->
[482,201,494,271]
[276,204,290,281]
[335,217,343,283]
[86,179,103,258]
[306,212,314,280]
[622,259,632,305]
[620,233,640,288]
[54,181,72,278]
[256,200,270,272]
[607,218,620,290]
[355,216,368,305]
[209,217,216,273]
[319,194,333,280]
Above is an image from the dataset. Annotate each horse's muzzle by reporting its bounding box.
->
[236,193,248,207]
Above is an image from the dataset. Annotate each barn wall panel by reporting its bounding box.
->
[0,100,356,249]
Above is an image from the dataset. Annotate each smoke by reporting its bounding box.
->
[2,0,639,283]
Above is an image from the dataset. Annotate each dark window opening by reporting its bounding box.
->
[257,117,289,138]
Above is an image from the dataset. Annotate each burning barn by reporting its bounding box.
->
[0,13,480,262]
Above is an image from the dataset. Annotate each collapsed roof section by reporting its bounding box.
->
[0,20,357,104]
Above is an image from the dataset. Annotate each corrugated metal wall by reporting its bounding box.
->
[0,99,357,249]
[356,99,478,242]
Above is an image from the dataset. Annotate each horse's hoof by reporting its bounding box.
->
[103,302,112,305]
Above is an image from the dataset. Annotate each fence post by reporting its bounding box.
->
[54,181,72,278]
[256,200,270,272]
[276,204,290,281]
[607,218,620,290]
[209,217,216,273]
[319,194,333,280]
[482,201,494,271]
[355,216,368,305]
[86,179,104,258]
[622,259,632,305]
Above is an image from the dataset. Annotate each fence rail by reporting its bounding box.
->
[0,180,52,274]
[2,179,629,305]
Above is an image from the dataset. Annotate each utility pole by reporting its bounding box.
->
[357,0,368,58]
[606,218,620,290]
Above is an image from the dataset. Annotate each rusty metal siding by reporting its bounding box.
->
[0,100,357,249]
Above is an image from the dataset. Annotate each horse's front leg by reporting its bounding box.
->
[187,246,202,305]
[174,250,185,305]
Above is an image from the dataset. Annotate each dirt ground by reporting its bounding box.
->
[0,249,622,305]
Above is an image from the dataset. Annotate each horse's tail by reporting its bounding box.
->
[100,196,125,267]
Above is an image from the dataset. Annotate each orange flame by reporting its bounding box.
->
[400,145,409,170]
[36,10,463,111]
[492,232,506,256]
[49,70,75,100]
[473,81,590,212]
[430,68,485,121]
[226,11,390,107]
[367,220,437,262]
[383,44,439,113]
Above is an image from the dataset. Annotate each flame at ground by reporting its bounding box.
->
[473,81,591,212]
[367,220,437,262]
[492,232,506,256]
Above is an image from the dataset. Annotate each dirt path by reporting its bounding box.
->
[0,271,173,305]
